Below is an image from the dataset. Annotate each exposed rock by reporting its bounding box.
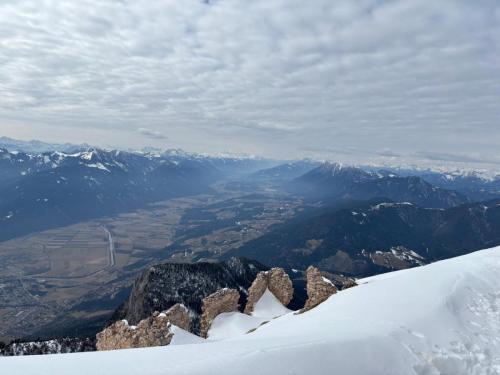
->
[200,288,240,338]
[96,304,189,351]
[339,278,357,290]
[302,266,337,312]
[111,257,267,335]
[320,271,357,291]
[96,318,172,351]
[158,303,190,331]
[244,268,293,314]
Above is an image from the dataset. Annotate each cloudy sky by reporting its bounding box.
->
[0,0,499,167]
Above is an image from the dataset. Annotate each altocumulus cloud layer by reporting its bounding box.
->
[0,0,499,166]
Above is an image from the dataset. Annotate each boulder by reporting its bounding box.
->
[244,268,293,315]
[96,303,189,351]
[302,266,337,312]
[200,288,240,338]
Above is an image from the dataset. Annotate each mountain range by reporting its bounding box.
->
[0,137,90,154]
[231,198,500,276]
[0,148,221,241]
[2,139,500,349]
[293,162,470,208]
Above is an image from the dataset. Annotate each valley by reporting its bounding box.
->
[0,184,305,342]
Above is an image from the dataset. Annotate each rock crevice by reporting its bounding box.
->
[244,268,293,315]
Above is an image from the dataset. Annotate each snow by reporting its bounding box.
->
[3,247,500,374]
[86,163,110,172]
[80,151,96,161]
[371,202,414,210]
[169,326,205,346]
[250,288,292,318]
[208,288,292,340]
[321,276,334,286]
[207,312,268,340]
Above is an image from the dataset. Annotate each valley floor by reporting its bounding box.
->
[2,246,500,374]
[0,186,302,341]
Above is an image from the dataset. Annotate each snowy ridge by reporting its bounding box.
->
[4,247,500,374]
[207,288,292,340]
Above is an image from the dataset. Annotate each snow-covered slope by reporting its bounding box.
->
[3,247,500,374]
[207,288,292,340]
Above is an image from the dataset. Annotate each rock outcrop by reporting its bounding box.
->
[339,277,357,290]
[244,268,293,315]
[200,288,240,338]
[302,266,337,312]
[112,258,267,335]
[159,303,190,331]
[320,271,357,291]
[96,304,189,351]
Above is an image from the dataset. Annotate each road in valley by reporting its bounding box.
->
[101,226,116,268]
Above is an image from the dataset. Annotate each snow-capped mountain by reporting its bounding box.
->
[251,160,321,181]
[0,137,90,154]
[3,246,500,374]
[160,149,278,175]
[294,162,469,208]
[363,166,500,201]
[0,148,222,241]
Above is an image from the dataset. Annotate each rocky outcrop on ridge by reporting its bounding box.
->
[96,317,172,351]
[96,304,189,351]
[111,257,267,334]
[301,266,337,312]
[159,303,190,331]
[244,268,293,314]
[200,288,240,338]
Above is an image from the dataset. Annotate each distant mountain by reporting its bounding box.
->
[161,149,278,176]
[366,167,500,202]
[0,137,89,154]
[0,148,48,182]
[252,160,321,181]
[294,162,469,208]
[111,257,268,335]
[0,148,221,241]
[419,171,500,201]
[230,199,500,277]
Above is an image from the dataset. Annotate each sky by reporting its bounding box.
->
[0,0,499,168]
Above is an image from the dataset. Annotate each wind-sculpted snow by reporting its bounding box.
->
[3,247,500,374]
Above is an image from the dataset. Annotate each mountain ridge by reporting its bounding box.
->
[230,198,500,276]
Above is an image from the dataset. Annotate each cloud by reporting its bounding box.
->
[413,151,500,165]
[0,0,498,169]
[376,149,402,158]
[137,127,168,140]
